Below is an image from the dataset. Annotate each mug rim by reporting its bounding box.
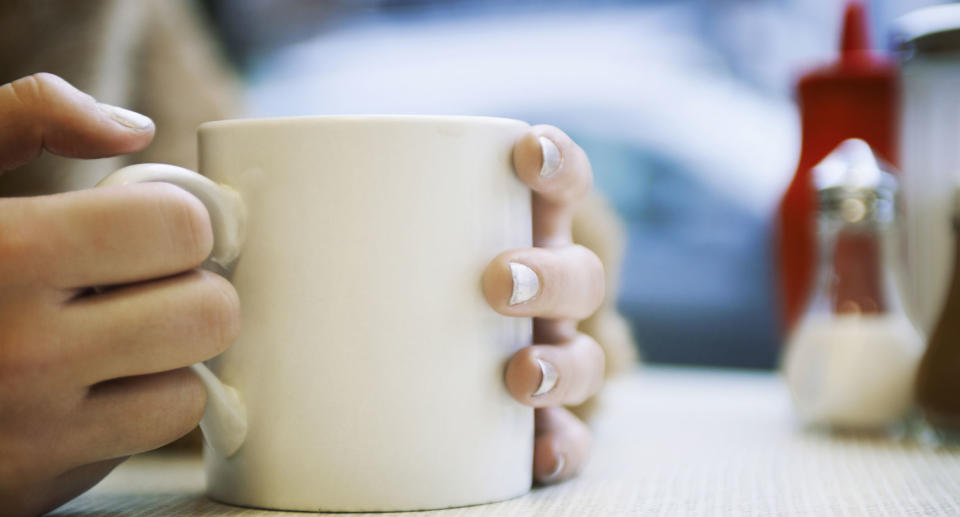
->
[199,114,528,131]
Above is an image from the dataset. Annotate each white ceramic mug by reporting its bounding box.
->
[97,115,534,512]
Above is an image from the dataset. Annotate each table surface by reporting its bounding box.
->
[51,367,960,517]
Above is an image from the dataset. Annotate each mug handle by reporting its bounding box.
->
[97,163,249,457]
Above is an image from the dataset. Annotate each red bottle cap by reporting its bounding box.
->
[777,1,900,332]
[796,0,899,167]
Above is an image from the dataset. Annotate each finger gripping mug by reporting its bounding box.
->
[96,116,534,512]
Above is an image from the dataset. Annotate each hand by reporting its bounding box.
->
[484,127,605,484]
[0,73,241,516]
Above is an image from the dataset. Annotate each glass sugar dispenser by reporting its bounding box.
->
[783,139,924,432]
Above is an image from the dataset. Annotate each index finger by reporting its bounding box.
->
[512,125,593,247]
[0,73,154,173]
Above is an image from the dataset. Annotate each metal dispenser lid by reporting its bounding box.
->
[813,139,897,224]
[892,4,960,56]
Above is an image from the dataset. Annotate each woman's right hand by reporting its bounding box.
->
[0,73,241,517]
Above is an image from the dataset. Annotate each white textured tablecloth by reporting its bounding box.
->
[51,367,960,516]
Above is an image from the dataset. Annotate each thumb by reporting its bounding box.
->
[0,73,154,173]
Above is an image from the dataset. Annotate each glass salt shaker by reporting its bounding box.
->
[783,139,924,431]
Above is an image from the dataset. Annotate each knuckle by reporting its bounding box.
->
[149,183,214,266]
[563,156,593,204]
[30,72,67,91]
[576,333,605,368]
[553,335,605,406]
[12,73,79,109]
[8,74,44,109]
[7,73,73,123]
[194,272,241,357]
[1,74,80,172]
[0,305,62,387]
[175,369,208,428]
[575,145,594,186]
[145,370,207,448]
[0,345,53,389]
[576,245,606,307]
[0,201,44,283]
[578,335,606,397]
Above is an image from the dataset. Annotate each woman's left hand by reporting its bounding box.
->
[483,125,605,484]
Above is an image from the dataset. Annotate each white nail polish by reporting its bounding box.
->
[98,103,153,129]
[538,136,561,178]
[543,453,565,482]
[533,358,558,396]
[508,262,539,305]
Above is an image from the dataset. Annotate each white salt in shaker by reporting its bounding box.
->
[783,139,924,430]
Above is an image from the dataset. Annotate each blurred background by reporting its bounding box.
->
[196,0,946,369]
[3,0,951,370]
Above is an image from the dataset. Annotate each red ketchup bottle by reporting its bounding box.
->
[776,1,899,333]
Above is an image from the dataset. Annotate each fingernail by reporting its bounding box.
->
[538,136,561,178]
[98,103,153,129]
[533,358,558,396]
[543,452,565,482]
[508,262,539,305]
